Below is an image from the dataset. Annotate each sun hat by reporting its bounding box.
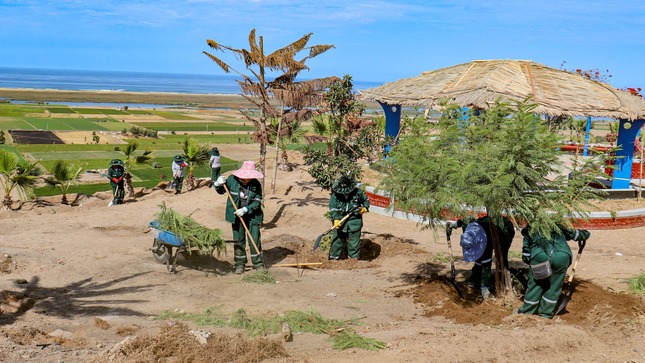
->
[332,175,356,194]
[460,222,487,262]
[173,155,185,162]
[208,147,220,156]
[232,161,264,179]
[110,159,124,166]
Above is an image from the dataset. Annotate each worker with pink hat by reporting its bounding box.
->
[213,161,265,274]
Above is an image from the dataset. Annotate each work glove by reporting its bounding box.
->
[213,176,226,187]
[448,220,460,229]
[234,207,248,217]
[112,177,118,183]
[359,207,368,215]
[333,220,341,229]
[575,229,590,241]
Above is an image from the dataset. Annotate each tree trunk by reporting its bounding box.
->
[271,117,283,194]
[279,148,292,171]
[124,173,135,197]
[186,172,195,191]
[487,221,511,296]
[2,195,12,211]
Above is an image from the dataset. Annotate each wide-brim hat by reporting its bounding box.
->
[173,155,185,162]
[460,222,487,262]
[208,147,220,156]
[232,161,263,179]
[332,175,356,194]
[110,159,124,166]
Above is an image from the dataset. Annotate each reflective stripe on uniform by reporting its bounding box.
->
[542,296,557,304]
[523,299,539,305]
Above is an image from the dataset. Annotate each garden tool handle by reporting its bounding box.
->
[567,239,587,283]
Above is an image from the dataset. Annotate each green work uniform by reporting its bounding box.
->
[517,226,578,318]
[459,216,515,290]
[215,175,264,269]
[328,187,370,259]
[107,164,125,204]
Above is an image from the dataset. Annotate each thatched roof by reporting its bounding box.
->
[360,60,645,120]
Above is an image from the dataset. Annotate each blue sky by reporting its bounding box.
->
[1,0,644,89]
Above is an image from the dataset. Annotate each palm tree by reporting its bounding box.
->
[0,149,39,210]
[203,29,336,188]
[181,138,210,191]
[118,140,153,196]
[43,160,83,205]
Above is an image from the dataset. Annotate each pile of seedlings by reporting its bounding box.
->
[154,202,225,256]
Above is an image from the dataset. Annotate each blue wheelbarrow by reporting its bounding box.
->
[149,221,186,273]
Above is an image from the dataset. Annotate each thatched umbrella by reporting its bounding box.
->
[360,59,645,120]
[360,59,645,189]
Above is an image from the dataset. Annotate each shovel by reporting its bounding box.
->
[555,239,587,315]
[445,224,465,299]
[313,207,361,252]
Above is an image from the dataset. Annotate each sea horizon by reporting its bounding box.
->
[0,66,385,96]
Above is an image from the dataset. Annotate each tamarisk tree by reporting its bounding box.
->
[379,98,607,295]
[204,29,335,188]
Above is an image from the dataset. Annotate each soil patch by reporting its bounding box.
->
[8,130,64,144]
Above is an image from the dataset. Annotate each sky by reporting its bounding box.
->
[1,0,644,89]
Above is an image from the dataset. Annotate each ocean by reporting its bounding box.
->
[0,67,384,95]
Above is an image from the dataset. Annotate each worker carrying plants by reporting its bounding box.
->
[514,225,590,318]
[107,159,125,206]
[208,147,221,187]
[449,215,515,299]
[213,161,265,274]
[328,175,370,260]
[171,155,188,195]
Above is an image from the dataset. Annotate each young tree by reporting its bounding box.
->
[118,140,153,197]
[43,160,83,205]
[379,98,606,294]
[0,150,39,210]
[303,75,379,191]
[203,29,335,188]
[181,137,211,191]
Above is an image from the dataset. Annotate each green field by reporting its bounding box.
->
[1,102,319,198]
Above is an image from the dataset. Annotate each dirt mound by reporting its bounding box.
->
[263,233,426,270]
[92,322,288,363]
[407,274,645,327]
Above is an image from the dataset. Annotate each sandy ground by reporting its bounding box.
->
[1,146,645,363]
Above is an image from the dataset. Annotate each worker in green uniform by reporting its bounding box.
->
[328,175,370,260]
[450,215,515,299]
[214,161,264,274]
[107,159,125,206]
[515,225,590,318]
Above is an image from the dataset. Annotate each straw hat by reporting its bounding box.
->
[232,161,263,179]
[460,222,487,262]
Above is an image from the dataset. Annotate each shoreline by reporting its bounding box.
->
[0,87,382,110]
[0,87,253,108]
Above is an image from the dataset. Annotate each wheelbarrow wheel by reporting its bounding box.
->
[152,238,171,264]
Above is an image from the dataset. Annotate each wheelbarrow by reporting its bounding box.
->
[149,221,186,273]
